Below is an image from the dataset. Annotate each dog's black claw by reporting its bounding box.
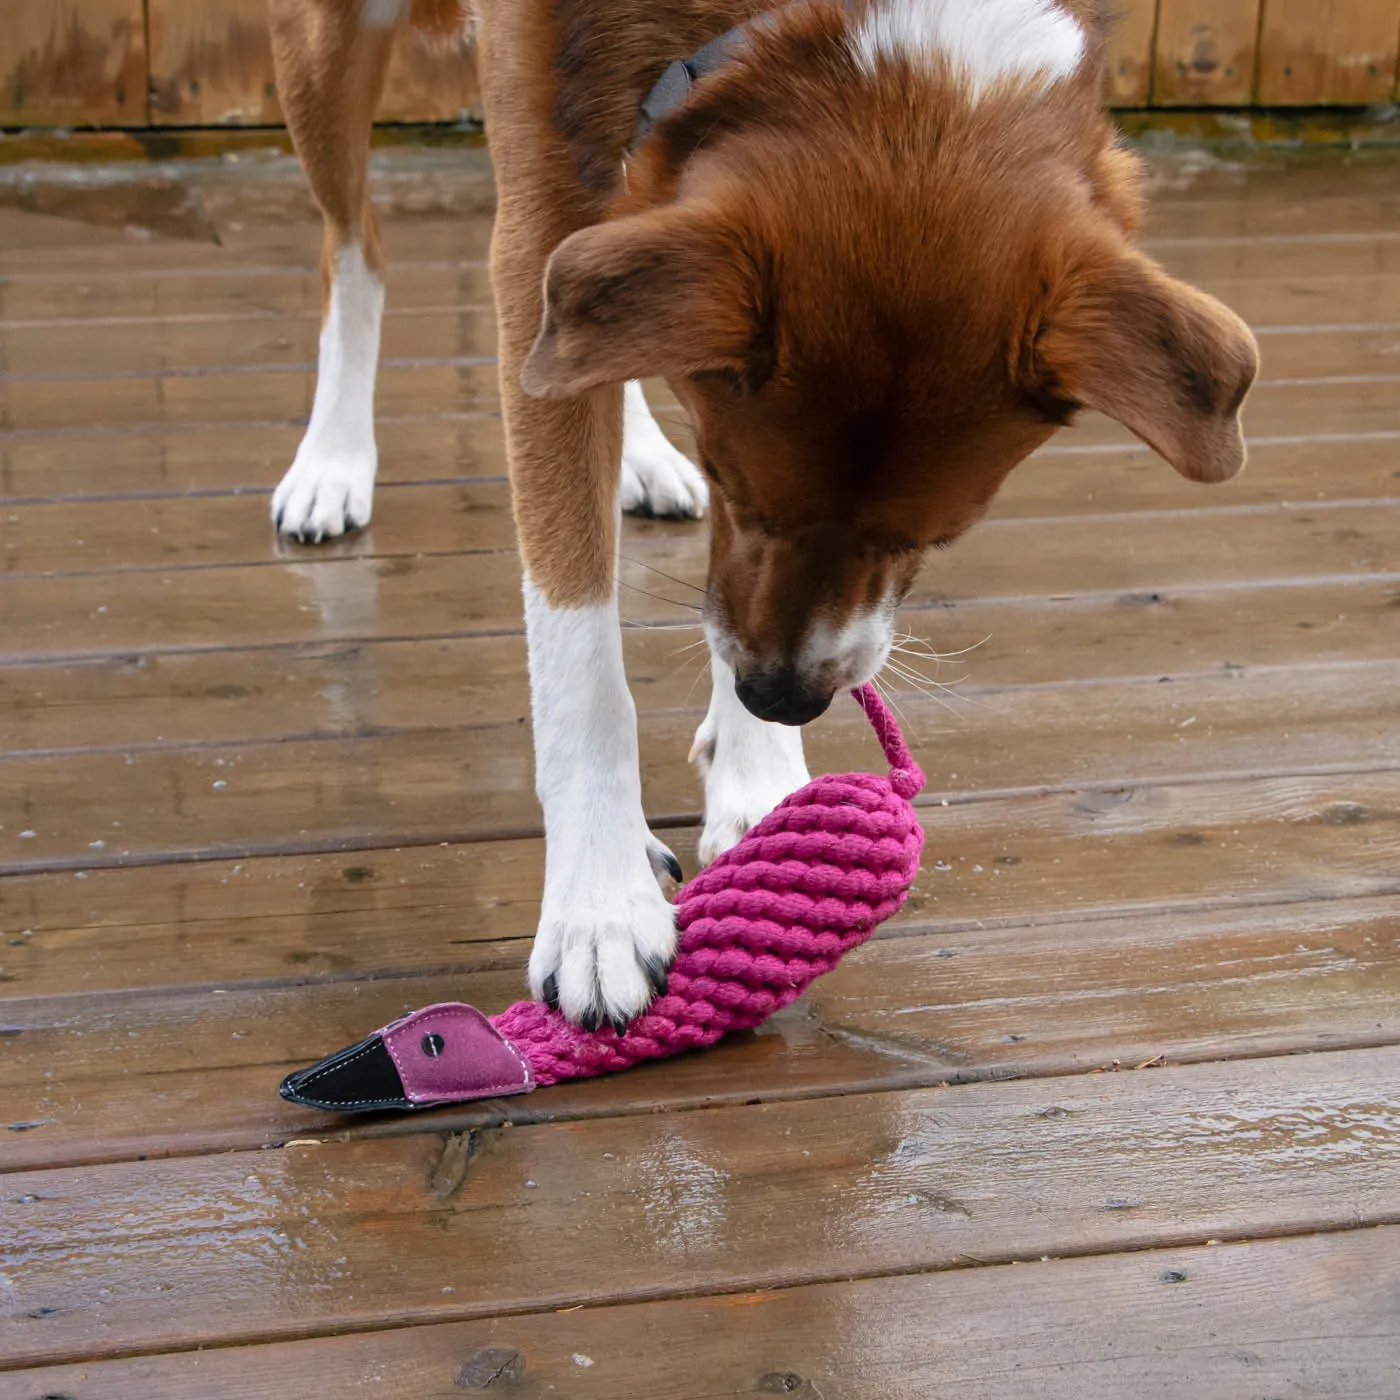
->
[579,1007,602,1033]
[664,852,684,884]
[541,974,560,1012]
[608,1015,630,1038]
[644,957,670,998]
[274,508,284,532]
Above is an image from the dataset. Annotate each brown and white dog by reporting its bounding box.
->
[267,0,1258,1030]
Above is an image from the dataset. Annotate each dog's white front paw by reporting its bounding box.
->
[692,706,810,866]
[529,861,677,1031]
[272,443,376,542]
[621,381,708,520]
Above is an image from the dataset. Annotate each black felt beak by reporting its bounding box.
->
[279,1031,412,1113]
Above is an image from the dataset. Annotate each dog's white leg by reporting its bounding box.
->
[273,243,382,541]
[524,578,680,1029]
[692,653,811,865]
[619,380,709,520]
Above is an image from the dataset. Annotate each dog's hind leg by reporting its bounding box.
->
[269,0,397,542]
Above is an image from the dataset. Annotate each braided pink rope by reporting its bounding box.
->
[492,684,925,1085]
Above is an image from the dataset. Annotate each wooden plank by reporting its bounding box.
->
[146,0,481,126]
[0,311,1396,396]
[0,1,147,128]
[7,1228,1398,1399]
[1105,0,1160,105]
[9,453,1400,573]
[3,498,1399,658]
[0,263,493,323]
[1257,0,1400,104]
[0,416,510,501]
[3,659,1398,874]
[2,354,1398,435]
[1146,194,1400,243]
[0,306,499,379]
[4,890,1398,1171]
[4,577,1396,755]
[0,359,500,433]
[3,1047,1399,1368]
[1,404,1396,507]
[4,259,1398,332]
[4,480,518,575]
[2,763,1396,998]
[1151,0,1260,105]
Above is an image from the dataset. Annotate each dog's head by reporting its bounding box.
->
[522,3,1258,724]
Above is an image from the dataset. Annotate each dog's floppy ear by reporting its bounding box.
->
[1031,243,1259,483]
[521,203,764,398]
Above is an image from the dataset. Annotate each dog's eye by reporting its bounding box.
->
[690,366,748,398]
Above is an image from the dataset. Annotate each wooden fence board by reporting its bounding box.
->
[1105,0,1159,105]
[0,0,147,128]
[1152,0,1261,105]
[1257,0,1400,104]
[145,0,479,126]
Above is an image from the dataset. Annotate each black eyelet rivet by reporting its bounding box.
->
[421,1032,445,1057]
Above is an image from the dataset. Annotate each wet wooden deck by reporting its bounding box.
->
[2,147,1399,1396]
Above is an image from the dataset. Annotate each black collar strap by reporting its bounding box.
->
[631,25,750,153]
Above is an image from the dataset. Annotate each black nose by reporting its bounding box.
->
[734,667,833,726]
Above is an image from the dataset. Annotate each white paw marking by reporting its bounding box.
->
[274,243,383,542]
[692,655,810,866]
[273,445,376,542]
[524,580,678,1026]
[529,868,677,1027]
[620,381,708,520]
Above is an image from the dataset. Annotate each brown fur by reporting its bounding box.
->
[272,0,1258,649]
[268,0,397,294]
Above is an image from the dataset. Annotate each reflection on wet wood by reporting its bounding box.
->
[2,770,1397,994]
[4,893,1399,1172]
[4,665,1399,870]
[11,1228,1398,1399]
[5,577,1397,754]
[4,499,1400,660]
[3,150,1399,1390]
[4,1046,1400,1368]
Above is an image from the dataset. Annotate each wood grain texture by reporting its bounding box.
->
[4,663,1399,872]
[0,1,147,128]
[2,146,1399,1388]
[1105,0,1159,105]
[7,1229,1399,1400]
[5,576,1397,755]
[146,0,480,125]
[1257,0,1400,104]
[5,494,1400,659]
[1151,0,1260,105]
[4,1047,1400,1368]
[2,764,1396,995]
[3,890,1398,1171]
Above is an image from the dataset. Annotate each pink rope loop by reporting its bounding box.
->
[853,684,925,799]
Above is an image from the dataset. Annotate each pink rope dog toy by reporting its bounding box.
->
[280,685,924,1113]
